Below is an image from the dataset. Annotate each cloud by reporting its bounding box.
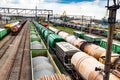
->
[0,0,120,19]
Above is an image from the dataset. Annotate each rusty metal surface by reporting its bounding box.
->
[111,70,120,78]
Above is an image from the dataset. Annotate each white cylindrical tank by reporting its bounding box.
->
[71,52,120,80]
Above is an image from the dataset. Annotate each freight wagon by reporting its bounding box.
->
[51,21,120,41]
[74,31,102,44]
[73,31,85,38]
[0,28,10,39]
[33,21,120,80]
[5,21,19,28]
[30,22,71,80]
[11,20,26,35]
[47,26,120,72]
[100,39,120,53]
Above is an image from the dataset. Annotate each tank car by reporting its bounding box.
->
[48,26,120,71]
[5,21,19,28]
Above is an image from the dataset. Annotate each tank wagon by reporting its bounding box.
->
[71,52,120,80]
[48,26,120,72]
[5,21,19,28]
[33,21,120,80]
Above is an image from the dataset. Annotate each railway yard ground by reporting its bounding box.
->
[0,21,31,80]
[0,21,74,80]
[0,20,120,80]
[1,0,120,80]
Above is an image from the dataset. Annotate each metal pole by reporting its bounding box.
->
[35,6,37,21]
[47,14,50,50]
[107,0,109,7]
[103,6,118,80]
[103,24,115,80]
[90,16,92,27]
[47,14,50,26]
[82,15,84,25]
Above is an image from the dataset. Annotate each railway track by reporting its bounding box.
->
[0,36,15,59]
[0,21,31,80]
[0,34,12,48]
[0,24,5,28]
[8,21,29,80]
[20,21,31,80]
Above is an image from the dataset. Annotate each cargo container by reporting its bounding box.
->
[84,34,102,44]
[56,42,80,69]
[100,39,114,50]
[73,31,85,38]
[31,50,61,80]
[48,34,64,49]
[0,28,10,39]
[100,39,120,53]
[113,41,120,53]
[101,30,108,37]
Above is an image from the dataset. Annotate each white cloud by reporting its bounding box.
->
[0,0,120,19]
[94,0,99,4]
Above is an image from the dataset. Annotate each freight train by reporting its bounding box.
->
[73,31,120,54]
[5,21,19,28]
[48,26,120,71]
[30,22,71,80]
[0,28,10,39]
[33,21,120,80]
[11,20,26,35]
[51,21,120,40]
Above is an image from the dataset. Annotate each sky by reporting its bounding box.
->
[0,0,120,19]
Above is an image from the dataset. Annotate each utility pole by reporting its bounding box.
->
[47,14,50,26]
[104,0,120,80]
[82,15,84,25]
[47,14,50,50]
[35,6,37,21]
[89,16,92,27]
